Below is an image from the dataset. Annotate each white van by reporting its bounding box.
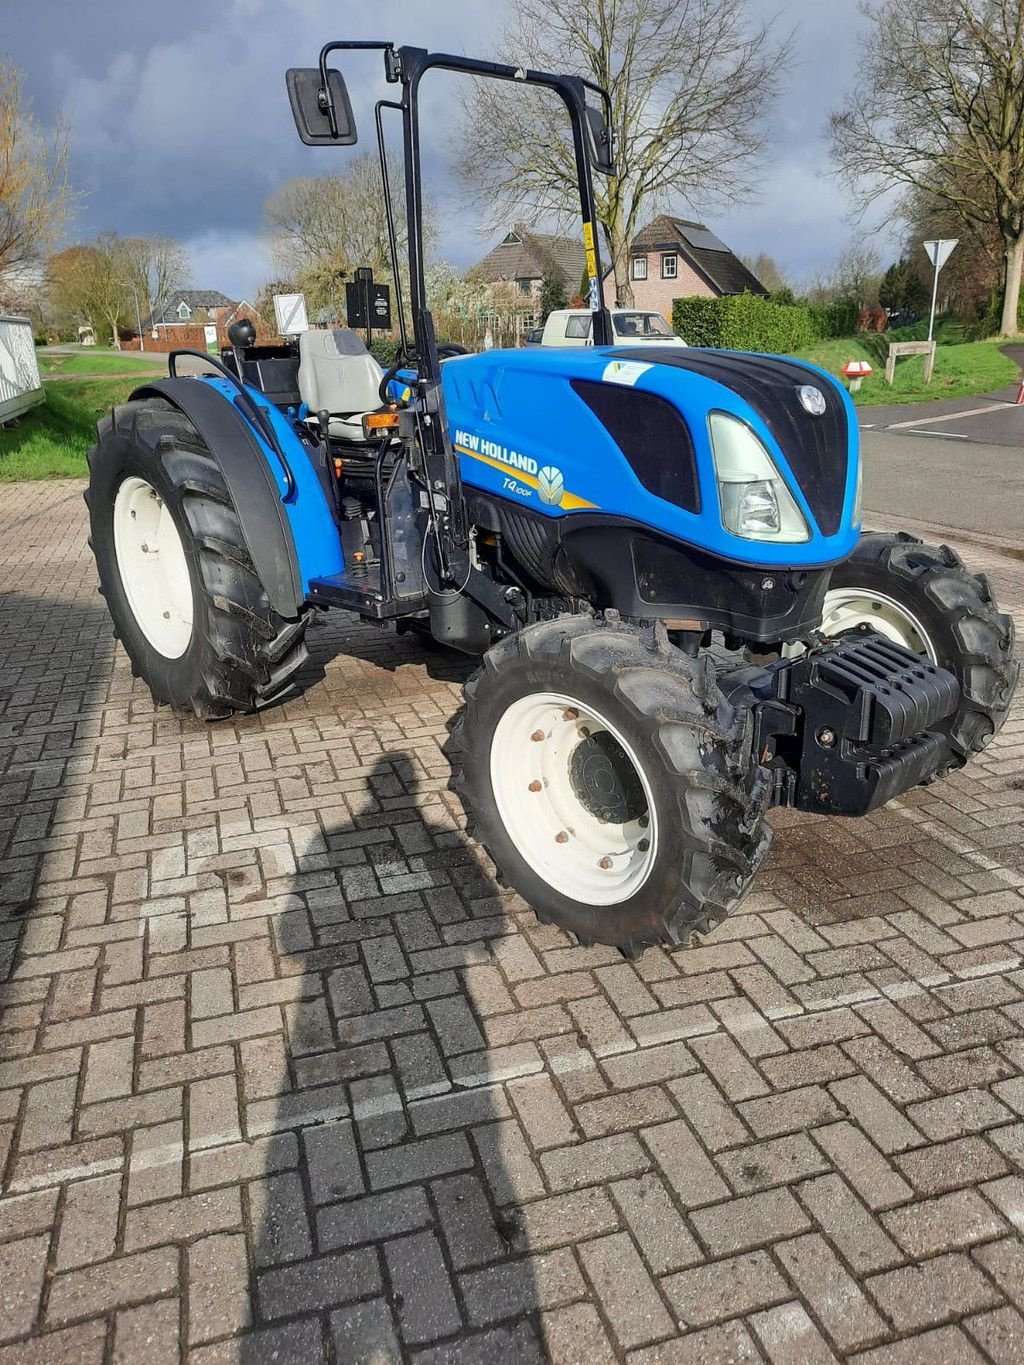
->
[539,309,685,348]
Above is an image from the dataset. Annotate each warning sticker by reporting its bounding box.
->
[582,220,598,281]
[602,359,652,387]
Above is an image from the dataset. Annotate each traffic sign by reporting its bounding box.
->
[922,239,958,341]
[923,239,958,271]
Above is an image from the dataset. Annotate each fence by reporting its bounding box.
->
[0,316,43,424]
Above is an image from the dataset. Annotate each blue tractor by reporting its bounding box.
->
[87,40,1018,954]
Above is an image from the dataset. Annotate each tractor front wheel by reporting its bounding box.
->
[456,615,772,954]
[87,397,311,719]
[823,531,1018,763]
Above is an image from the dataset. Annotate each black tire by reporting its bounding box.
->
[86,397,311,719]
[828,531,1018,762]
[454,613,772,953]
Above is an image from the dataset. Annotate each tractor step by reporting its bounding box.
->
[308,567,427,619]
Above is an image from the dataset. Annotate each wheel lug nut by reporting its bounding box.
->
[528,780,542,793]
[637,838,650,852]
[578,726,590,738]
[638,814,649,828]
[598,856,612,869]
[555,830,569,844]
[562,708,578,721]
[162,611,170,619]
[531,730,545,742]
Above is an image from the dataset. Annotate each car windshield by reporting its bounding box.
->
[613,312,674,337]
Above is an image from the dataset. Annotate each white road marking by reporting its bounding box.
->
[909,430,970,440]
[887,403,1004,430]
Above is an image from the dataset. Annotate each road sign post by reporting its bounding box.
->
[923,239,958,342]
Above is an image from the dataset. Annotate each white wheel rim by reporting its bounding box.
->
[490,691,658,906]
[112,476,194,659]
[818,587,937,662]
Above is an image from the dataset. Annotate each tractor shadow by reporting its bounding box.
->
[298,610,477,697]
[242,749,545,1362]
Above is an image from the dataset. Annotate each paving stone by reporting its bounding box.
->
[881,1188,1007,1257]
[385,1231,462,1343]
[609,1174,702,1274]
[867,1252,1002,1333]
[748,1301,838,1364]
[690,1188,811,1257]
[578,1232,674,1349]
[55,1174,120,1269]
[774,1233,886,1352]
[663,1251,790,1328]
[112,1299,180,1365]
[188,1234,252,1344]
[460,1247,587,1325]
[0,1234,48,1341]
[257,1248,381,1319]
[46,1246,179,1326]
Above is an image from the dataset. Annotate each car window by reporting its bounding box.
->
[614,312,674,337]
[564,315,593,339]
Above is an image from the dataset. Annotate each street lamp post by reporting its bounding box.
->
[131,289,145,353]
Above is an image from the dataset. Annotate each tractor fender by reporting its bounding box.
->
[130,377,307,619]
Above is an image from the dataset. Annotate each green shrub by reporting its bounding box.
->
[672,292,817,354]
[368,337,400,367]
[807,297,859,341]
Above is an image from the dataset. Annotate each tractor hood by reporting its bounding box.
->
[440,344,861,570]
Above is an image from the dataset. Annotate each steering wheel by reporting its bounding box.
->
[379,363,410,408]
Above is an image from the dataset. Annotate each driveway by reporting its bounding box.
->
[2,482,1024,1364]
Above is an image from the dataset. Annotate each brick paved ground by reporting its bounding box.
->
[2,480,1024,1364]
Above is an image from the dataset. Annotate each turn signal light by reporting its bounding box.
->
[362,410,401,439]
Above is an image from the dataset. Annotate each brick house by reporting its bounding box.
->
[624,216,768,320]
[468,224,588,303]
[125,292,264,353]
[141,290,244,341]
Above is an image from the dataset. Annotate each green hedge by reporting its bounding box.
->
[672,292,856,353]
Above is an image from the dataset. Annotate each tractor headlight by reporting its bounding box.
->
[709,413,810,543]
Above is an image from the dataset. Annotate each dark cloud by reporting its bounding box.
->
[6,0,898,299]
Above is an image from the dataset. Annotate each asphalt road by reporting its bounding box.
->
[861,425,1024,543]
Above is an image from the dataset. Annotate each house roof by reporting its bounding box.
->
[632,215,768,297]
[142,289,239,331]
[469,224,587,288]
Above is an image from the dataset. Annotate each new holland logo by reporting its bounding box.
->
[537,466,565,506]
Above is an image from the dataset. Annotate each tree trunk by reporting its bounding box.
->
[999,235,1024,337]
[605,208,633,308]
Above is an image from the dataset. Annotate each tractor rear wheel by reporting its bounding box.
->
[823,531,1018,763]
[86,397,311,719]
[455,614,772,954]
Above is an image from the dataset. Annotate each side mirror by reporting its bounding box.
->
[286,67,357,146]
[585,103,615,176]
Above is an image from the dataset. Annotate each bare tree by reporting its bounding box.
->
[47,233,189,346]
[0,61,72,279]
[456,0,790,305]
[264,153,433,288]
[830,0,1024,336]
[121,234,191,320]
[741,252,788,293]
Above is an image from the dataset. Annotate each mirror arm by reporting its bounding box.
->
[317,40,396,138]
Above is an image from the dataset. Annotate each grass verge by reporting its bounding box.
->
[795,335,1019,406]
[0,379,137,480]
[38,350,167,377]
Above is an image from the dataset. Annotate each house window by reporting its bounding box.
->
[515,277,534,296]
[661,254,678,280]
[631,256,648,281]
[177,301,191,319]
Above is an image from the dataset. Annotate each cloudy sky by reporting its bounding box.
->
[7,0,900,301]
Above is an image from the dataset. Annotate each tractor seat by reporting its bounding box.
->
[297,328,384,441]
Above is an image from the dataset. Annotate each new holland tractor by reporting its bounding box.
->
[86,39,1018,955]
